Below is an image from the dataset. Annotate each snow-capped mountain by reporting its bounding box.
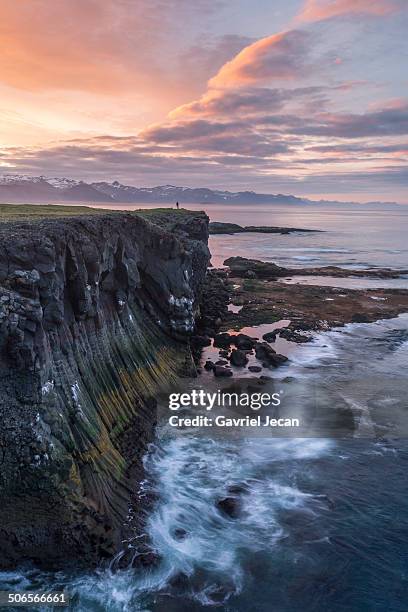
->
[0,174,399,206]
[0,174,310,205]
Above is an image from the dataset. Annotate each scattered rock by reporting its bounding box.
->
[248,365,262,372]
[204,360,215,371]
[173,528,187,541]
[214,365,233,377]
[279,328,310,343]
[213,332,233,348]
[229,349,248,367]
[255,342,276,360]
[216,497,240,518]
[262,330,279,342]
[233,333,257,350]
[255,342,288,367]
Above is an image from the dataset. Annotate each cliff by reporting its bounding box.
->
[0,209,210,568]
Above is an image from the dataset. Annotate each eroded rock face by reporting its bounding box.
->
[0,211,209,568]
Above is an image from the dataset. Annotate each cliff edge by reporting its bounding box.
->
[0,209,209,568]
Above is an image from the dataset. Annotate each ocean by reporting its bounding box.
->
[1,202,407,611]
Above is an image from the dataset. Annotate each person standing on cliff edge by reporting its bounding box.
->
[176,201,179,209]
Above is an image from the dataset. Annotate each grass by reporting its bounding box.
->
[0,203,197,222]
[0,204,102,221]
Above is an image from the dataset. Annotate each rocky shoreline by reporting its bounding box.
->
[209,222,321,235]
[191,256,408,378]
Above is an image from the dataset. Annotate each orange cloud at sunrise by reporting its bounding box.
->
[208,31,310,89]
[0,0,407,201]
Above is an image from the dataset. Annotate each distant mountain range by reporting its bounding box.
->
[0,174,400,206]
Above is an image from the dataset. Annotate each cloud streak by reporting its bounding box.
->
[296,0,401,23]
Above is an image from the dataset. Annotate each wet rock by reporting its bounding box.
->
[248,365,262,372]
[262,330,279,342]
[224,256,288,280]
[255,342,276,360]
[191,335,211,348]
[229,349,248,367]
[219,349,229,359]
[210,222,319,236]
[224,256,406,282]
[352,313,370,323]
[215,359,228,366]
[268,353,288,367]
[233,333,257,350]
[213,332,233,348]
[279,328,310,343]
[214,365,233,377]
[255,342,288,367]
[227,483,248,495]
[173,528,187,541]
[216,497,240,518]
[204,360,215,371]
[169,572,190,590]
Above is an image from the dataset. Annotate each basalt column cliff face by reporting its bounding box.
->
[0,211,210,568]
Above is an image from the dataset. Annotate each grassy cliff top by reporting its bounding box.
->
[0,203,201,222]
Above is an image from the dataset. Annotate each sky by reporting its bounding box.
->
[0,0,407,202]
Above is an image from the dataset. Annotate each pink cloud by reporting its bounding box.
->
[208,30,310,89]
[297,0,400,23]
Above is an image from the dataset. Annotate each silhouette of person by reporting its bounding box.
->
[176,201,179,209]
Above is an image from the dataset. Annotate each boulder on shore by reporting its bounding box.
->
[213,332,233,348]
[229,349,249,367]
[255,342,288,367]
[233,333,257,350]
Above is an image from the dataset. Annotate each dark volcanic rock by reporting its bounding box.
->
[262,330,279,342]
[224,256,289,279]
[191,335,211,348]
[173,528,188,541]
[204,360,215,371]
[229,349,249,367]
[255,342,288,367]
[214,365,233,377]
[233,333,257,350]
[255,342,276,359]
[216,497,241,518]
[279,328,311,343]
[0,210,210,569]
[224,256,407,282]
[213,332,233,348]
[248,365,262,373]
[351,313,370,323]
[209,222,320,235]
[196,269,230,335]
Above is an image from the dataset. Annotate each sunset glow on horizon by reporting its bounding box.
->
[0,0,407,202]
